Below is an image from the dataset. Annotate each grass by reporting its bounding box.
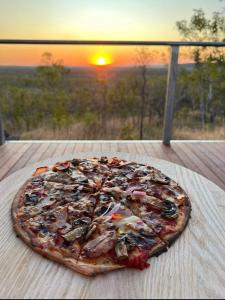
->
[173,126,225,140]
[19,122,225,140]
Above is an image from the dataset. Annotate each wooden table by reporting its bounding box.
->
[0,152,224,299]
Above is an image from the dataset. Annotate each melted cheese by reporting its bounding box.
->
[113,215,149,234]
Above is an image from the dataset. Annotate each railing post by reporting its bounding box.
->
[0,113,5,145]
[163,46,179,145]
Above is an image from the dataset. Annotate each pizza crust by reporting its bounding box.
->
[11,178,33,221]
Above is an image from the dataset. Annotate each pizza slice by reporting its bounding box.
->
[13,173,99,222]
[101,174,191,246]
[13,194,97,264]
[125,189,191,245]
[76,199,167,276]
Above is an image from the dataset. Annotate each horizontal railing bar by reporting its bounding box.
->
[0,39,225,47]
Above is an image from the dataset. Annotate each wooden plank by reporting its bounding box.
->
[52,143,68,157]
[163,46,179,145]
[208,143,225,165]
[5,144,41,177]
[185,143,225,185]
[0,154,224,298]
[171,143,206,174]
[24,143,51,166]
[192,144,225,177]
[176,143,225,190]
[64,143,76,156]
[0,144,32,180]
[0,144,25,168]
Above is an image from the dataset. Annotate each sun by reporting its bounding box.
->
[96,57,107,66]
[91,54,112,66]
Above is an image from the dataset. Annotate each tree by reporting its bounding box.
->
[135,47,153,139]
[176,8,225,128]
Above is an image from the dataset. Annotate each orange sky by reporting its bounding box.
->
[0,0,222,66]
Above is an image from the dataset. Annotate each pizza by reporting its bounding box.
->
[12,156,191,276]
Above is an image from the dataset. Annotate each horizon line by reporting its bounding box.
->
[0,62,194,68]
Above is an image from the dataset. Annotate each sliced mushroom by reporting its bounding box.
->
[63,226,87,242]
[85,224,97,240]
[115,240,128,260]
[161,200,178,219]
[71,159,80,166]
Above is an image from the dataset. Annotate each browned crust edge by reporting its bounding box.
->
[164,205,192,247]
[11,178,33,221]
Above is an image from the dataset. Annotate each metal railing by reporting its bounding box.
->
[0,39,225,145]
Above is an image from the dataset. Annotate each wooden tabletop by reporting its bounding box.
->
[0,152,224,299]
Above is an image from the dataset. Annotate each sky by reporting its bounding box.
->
[0,0,223,66]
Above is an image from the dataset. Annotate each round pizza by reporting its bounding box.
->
[12,156,191,276]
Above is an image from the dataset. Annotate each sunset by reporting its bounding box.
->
[0,0,223,66]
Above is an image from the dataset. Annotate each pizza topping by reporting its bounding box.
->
[22,206,42,218]
[102,186,125,197]
[118,232,156,251]
[115,240,128,260]
[108,157,122,167]
[161,200,178,219]
[122,248,150,270]
[36,197,57,210]
[133,166,149,177]
[85,224,97,240]
[132,191,147,197]
[99,156,108,164]
[33,167,49,177]
[73,217,92,226]
[63,226,87,242]
[82,230,117,258]
[78,159,98,172]
[52,161,70,172]
[47,207,68,232]
[71,158,80,166]
[126,185,145,193]
[25,193,39,206]
[44,181,64,190]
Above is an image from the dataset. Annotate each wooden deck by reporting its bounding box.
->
[0,141,225,191]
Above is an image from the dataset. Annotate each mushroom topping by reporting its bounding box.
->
[85,224,97,240]
[151,173,170,184]
[99,156,108,164]
[25,193,39,206]
[71,158,80,167]
[161,200,178,219]
[62,226,87,242]
[115,240,128,260]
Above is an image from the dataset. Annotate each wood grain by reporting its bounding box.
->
[0,152,224,299]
